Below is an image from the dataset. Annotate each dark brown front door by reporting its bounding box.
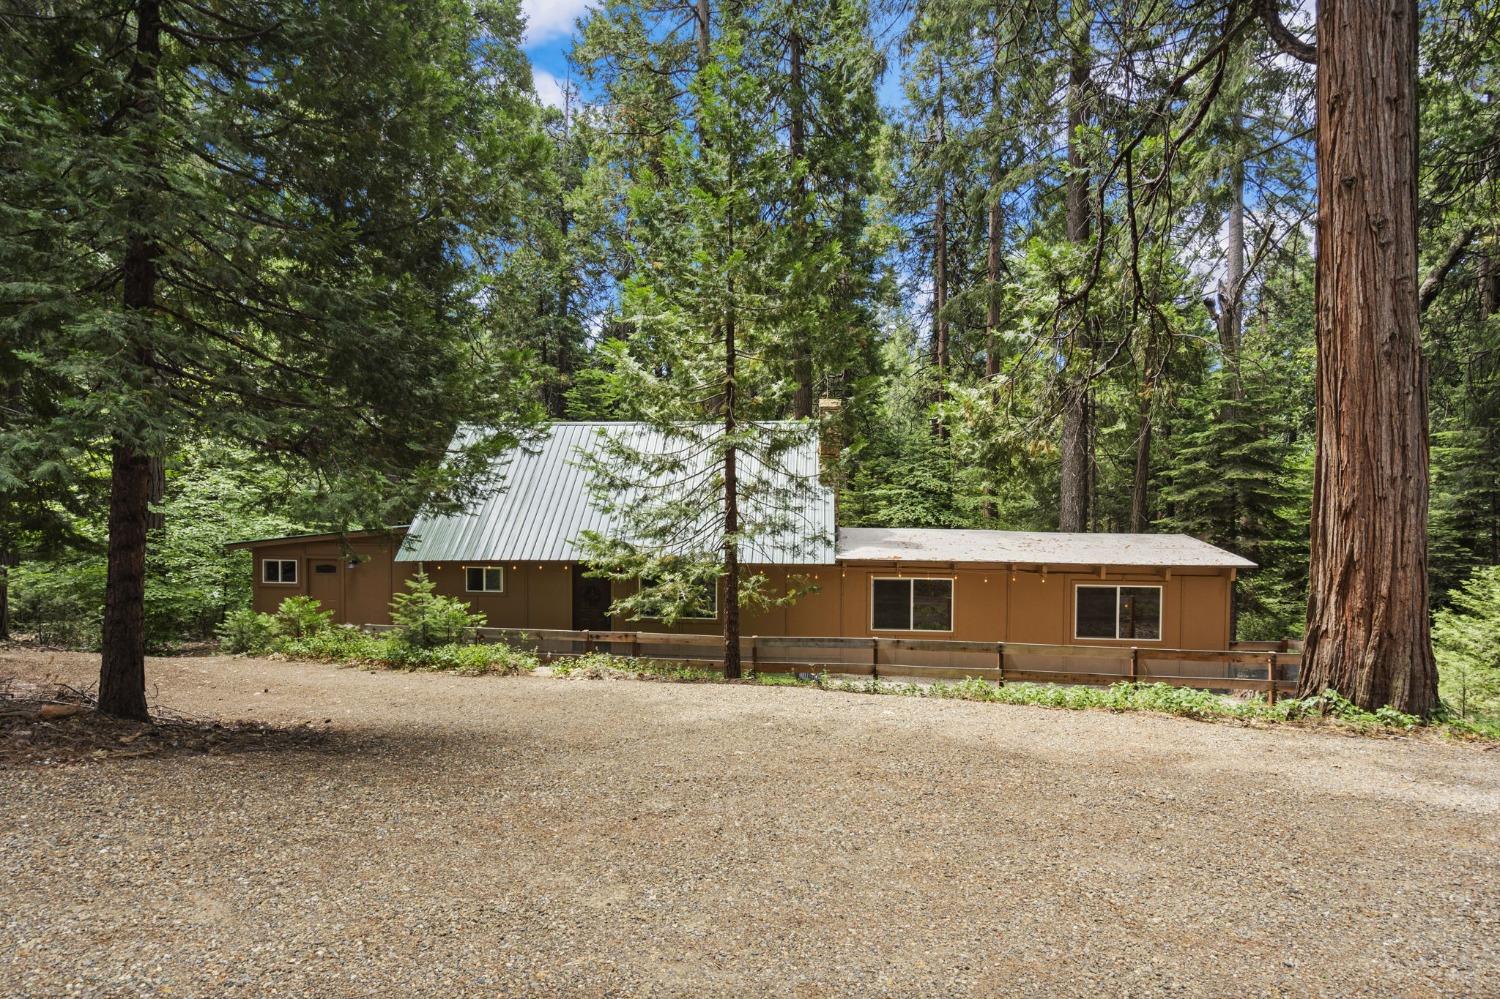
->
[306,559,343,623]
[572,568,612,631]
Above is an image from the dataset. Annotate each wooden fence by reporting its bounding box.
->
[367,625,1302,702]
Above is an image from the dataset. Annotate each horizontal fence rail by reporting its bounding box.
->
[363,624,1302,703]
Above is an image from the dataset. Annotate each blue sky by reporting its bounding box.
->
[519,0,590,107]
[519,0,909,110]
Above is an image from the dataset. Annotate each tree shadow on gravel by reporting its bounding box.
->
[0,676,335,767]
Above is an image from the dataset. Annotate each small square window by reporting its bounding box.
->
[262,559,298,584]
[465,566,504,593]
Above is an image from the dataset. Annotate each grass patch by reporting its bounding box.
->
[550,652,720,683]
[271,628,538,676]
[805,673,1499,740]
[548,656,1499,741]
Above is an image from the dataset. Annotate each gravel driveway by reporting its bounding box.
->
[2,649,1498,997]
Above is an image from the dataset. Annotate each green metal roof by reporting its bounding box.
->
[397,422,836,565]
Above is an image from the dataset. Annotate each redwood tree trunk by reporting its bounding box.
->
[1299,0,1437,715]
[1058,24,1092,533]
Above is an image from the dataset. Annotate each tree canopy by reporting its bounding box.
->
[3,0,1499,719]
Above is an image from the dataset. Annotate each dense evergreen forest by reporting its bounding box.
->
[2,1,1497,716]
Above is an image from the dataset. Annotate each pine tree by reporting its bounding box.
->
[0,0,546,717]
[577,26,830,679]
[1432,566,1500,722]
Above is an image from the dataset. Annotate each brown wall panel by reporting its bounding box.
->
[1178,574,1230,650]
[244,541,1239,651]
[1007,572,1064,644]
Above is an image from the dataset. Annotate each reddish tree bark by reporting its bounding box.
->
[1299,0,1437,714]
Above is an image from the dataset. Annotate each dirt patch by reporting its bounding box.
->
[0,675,331,767]
[2,648,1498,997]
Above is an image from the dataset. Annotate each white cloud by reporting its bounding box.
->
[522,0,591,47]
[533,68,568,109]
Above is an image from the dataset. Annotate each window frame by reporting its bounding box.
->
[261,559,298,585]
[869,576,955,633]
[464,565,505,594]
[1073,583,1163,642]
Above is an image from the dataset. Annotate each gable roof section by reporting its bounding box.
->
[397,422,836,565]
[835,528,1256,569]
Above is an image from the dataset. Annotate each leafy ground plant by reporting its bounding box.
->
[276,627,537,676]
[550,653,720,683]
[216,595,536,676]
[552,657,1498,741]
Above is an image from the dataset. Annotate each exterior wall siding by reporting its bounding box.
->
[243,543,1235,650]
[247,536,406,626]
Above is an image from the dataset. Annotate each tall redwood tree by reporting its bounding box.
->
[1293,0,1439,713]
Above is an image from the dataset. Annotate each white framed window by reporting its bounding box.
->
[870,577,953,632]
[465,566,504,593]
[1075,584,1162,641]
[262,559,298,584]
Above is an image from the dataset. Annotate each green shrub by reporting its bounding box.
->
[551,652,718,682]
[389,572,485,648]
[273,595,333,639]
[8,560,106,648]
[273,626,537,676]
[1434,565,1500,723]
[277,626,383,662]
[217,608,282,654]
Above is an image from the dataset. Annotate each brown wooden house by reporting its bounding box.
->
[230,422,1253,650]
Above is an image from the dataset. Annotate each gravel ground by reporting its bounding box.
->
[2,648,1498,998]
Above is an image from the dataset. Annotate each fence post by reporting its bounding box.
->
[871,639,879,682]
[749,636,759,674]
[995,643,1005,686]
[583,631,595,655]
[629,631,639,659]
[1266,652,1278,705]
[1129,647,1139,684]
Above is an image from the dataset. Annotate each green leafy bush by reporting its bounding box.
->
[8,561,106,648]
[217,608,282,654]
[1434,565,1500,723]
[274,627,536,676]
[273,595,333,639]
[389,572,485,648]
[551,652,717,682]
